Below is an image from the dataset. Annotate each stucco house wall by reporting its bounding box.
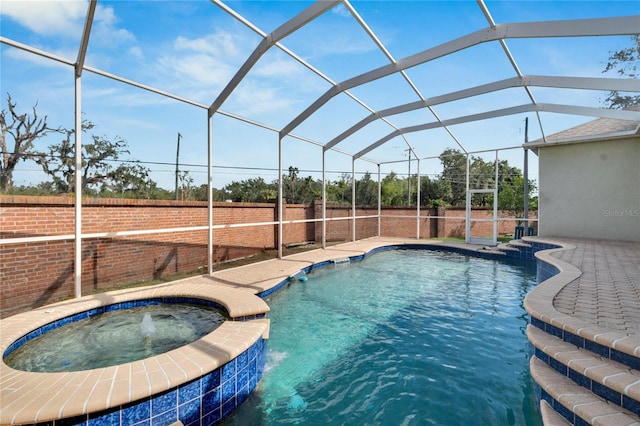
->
[533,128,639,242]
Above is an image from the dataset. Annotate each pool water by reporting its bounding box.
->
[4,303,227,372]
[223,249,542,425]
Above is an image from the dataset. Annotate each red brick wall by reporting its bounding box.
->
[1,196,536,318]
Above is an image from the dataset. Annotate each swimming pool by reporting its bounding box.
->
[223,249,542,425]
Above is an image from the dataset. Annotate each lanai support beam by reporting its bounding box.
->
[281,16,638,139]
[73,0,96,299]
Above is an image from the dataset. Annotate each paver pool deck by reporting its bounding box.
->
[1,236,639,425]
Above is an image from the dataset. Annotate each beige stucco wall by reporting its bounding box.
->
[537,137,639,241]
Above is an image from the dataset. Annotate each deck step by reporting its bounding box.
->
[497,242,520,252]
[540,400,572,426]
[507,239,532,248]
[528,325,640,411]
[530,356,640,425]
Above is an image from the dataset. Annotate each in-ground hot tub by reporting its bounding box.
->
[0,279,270,426]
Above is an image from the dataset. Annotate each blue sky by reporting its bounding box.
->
[1,0,639,190]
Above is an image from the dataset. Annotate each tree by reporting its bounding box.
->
[355,171,378,206]
[101,162,157,199]
[420,175,452,207]
[439,148,467,206]
[495,175,538,225]
[325,173,351,205]
[602,35,640,109]
[35,120,155,196]
[0,94,56,193]
[381,172,404,206]
[223,177,275,202]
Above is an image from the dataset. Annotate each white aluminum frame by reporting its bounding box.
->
[1,0,638,299]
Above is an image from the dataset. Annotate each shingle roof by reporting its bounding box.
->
[528,106,640,146]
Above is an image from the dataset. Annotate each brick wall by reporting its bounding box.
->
[0,196,536,318]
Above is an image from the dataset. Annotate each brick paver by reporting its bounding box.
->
[550,239,640,337]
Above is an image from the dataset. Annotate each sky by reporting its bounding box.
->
[1,0,639,190]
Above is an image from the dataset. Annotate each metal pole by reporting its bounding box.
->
[352,158,356,242]
[175,132,181,200]
[207,115,213,275]
[73,71,82,299]
[523,117,529,233]
[72,0,96,299]
[465,153,470,243]
[278,136,284,258]
[416,159,421,239]
[494,150,499,244]
[322,150,326,249]
[377,164,381,237]
[407,149,411,206]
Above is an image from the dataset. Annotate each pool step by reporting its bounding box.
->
[497,242,520,253]
[528,325,640,424]
[507,239,532,248]
[528,325,640,407]
[530,357,640,425]
[540,400,571,426]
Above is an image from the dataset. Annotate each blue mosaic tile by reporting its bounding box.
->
[237,365,250,391]
[222,376,237,403]
[249,357,257,381]
[151,389,177,416]
[178,379,201,405]
[178,399,201,425]
[203,408,221,425]
[540,388,552,405]
[623,395,640,416]
[202,369,221,393]
[530,316,545,330]
[545,323,563,340]
[534,348,549,364]
[88,408,119,426]
[236,350,249,371]
[122,398,151,424]
[611,349,640,371]
[563,332,584,348]
[222,397,237,419]
[222,359,237,384]
[130,419,151,426]
[568,369,590,389]
[584,339,609,358]
[552,399,574,424]
[549,357,567,376]
[574,416,590,426]
[202,387,222,415]
[237,383,250,406]
[592,382,621,405]
[151,409,177,426]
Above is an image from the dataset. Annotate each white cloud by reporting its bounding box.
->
[173,32,240,58]
[254,56,302,78]
[331,3,352,19]
[232,80,294,117]
[0,0,87,37]
[1,1,135,47]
